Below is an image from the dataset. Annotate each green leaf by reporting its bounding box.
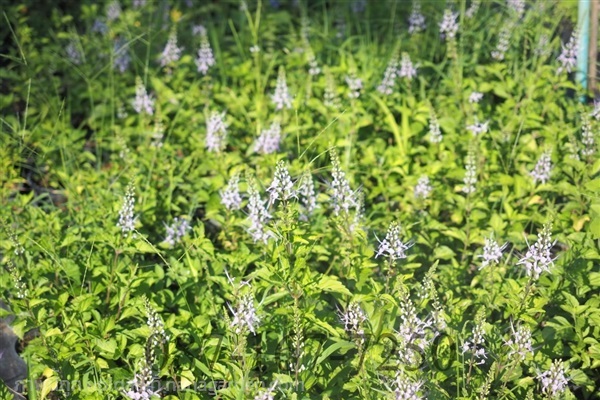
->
[316,275,352,296]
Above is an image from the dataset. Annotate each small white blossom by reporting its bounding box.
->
[478,234,507,269]
[66,41,83,65]
[591,100,600,120]
[517,223,556,281]
[267,160,295,206]
[345,74,363,99]
[221,174,243,211]
[329,148,357,215]
[414,175,432,200]
[247,177,272,243]
[339,302,367,342]
[393,372,424,400]
[106,1,122,22]
[254,381,278,400]
[538,360,569,398]
[466,119,489,136]
[113,38,130,73]
[205,111,228,153]
[408,2,426,34]
[507,0,525,19]
[439,9,459,40]
[117,183,137,236]
[557,32,578,75]
[160,29,182,68]
[132,77,154,115]
[397,53,418,81]
[123,363,159,400]
[463,152,477,194]
[271,67,293,110]
[250,45,261,53]
[254,121,282,154]
[299,171,317,220]
[462,317,486,365]
[468,91,484,104]
[466,0,480,18]
[164,217,191,246]
[492,26,511,61]
[529,150,552,185]
[144,297,169,346]
[376,221,411,262]
[377,55,399,95]
[195,29,215,75]
[581,113,596,158]
[505,323,533,363]
[192,24,206,36]
[429,111,443,143]
[229,292,260,335]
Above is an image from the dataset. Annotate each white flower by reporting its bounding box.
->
[66,41,83,65]
[466,0,480,18]
[375,221,411,262]
[299,171,317,220]
[164,217,191,246]
[538,360,569,397]
[505,323,533,362]
[492,27,511,61]
[229,293,260,335]
[160,29,182,68]
[132,77,154,115]
[591,100,600,120]
[221,174,243,211]
[271,67,293,110]
[205,112,228,153]
[106,1,122,21]
[507,0,526,19]
[113,38,130,73]
[377,55,399,95]
[529,150,552,185]
[581,113,597,158]
[117,183,137,236]
[429,111,443,143]
[468,91,484,104]
[478,234,507,269]
[254,121,282,154]
[557,32,578,75]
[414,175,432,200]
[462,318,486,364]
[466,119,489,136]
[393,372,424,400]
[345,74,363,99]
[408,2,426,34]
[250,45,261,53]
[439,9,459,40]
[267,160,295,206]
[339,302,367,341]
[397,53,418,81]
[463,152,477,194]
[329,148,357,215]
[247,177,272,243]
[517,223,556,280]
[254,381,278,400]
[195,29,215,75]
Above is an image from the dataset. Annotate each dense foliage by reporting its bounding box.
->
[1,0,600,399]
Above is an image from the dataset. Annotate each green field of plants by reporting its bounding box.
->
[1,0,600,399]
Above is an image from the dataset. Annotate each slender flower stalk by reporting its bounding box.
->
[466,119,489,136]
[339,301,367,345]
[345,74,363,99]
[298,170,317,220]
[221,174,243,211]
[492,26,511,61]
[478,234,507,269]
[254,121,282,154]
[538,360,569,398]
[271,67,293,110]
[329,148,357,216]
[133,77,154,115]
[205,111,228,153]
[160,28,182,68]
[164,217,191,246]
[414,175,432,200]
[246,176,272,243]
[429,110,443,143]
[439,9,459,40]
[375,221,411,262]
[408,2,426,34]
[228,291,260,335]
[117,182,137,236]
[463,152,477,194]
[377,53,399,95]
[517,223,556,281]
[267,160,295,207]
[505,323,533,363]
[557,32,578,75]
[581,112,596,158]
[195,27,215,75]
[397,53,418,81]
[529,150,552,185]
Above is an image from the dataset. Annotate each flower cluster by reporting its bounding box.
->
[7,260,27,299]
[144,297,169,347]
[229,292,261,335]
[123,361,159,400]
[392,372,424,400]
[478,234,507,269]
[164,217,191,246]
[538,360,569,398]
[408,2,426,34]
[414,175,432,200]
[339,302,367,343]
[517,223,556,281]
[267,161,295,206]
[160,29,182,68]
[133,77,154,115]
[221,174,243,211]
[439,9,459,40]
[377,54,399,95]
[298,170,317,220]
[462,152,477,194]
[323,70,339,108]
[254,381,278,400]
[345,74,363,99]
[468,91,484,104]
[271,67,293,110]
[66,41,83,65]
[113,38,130,73]
[397,53,418,81]
[397,296,432,360]
[376,221,411,262]
[428,110,443,143]
[505,323,533,363]
[466,0,480,18]
[195,27,215,75]
[466,119,489,136]
[557,32,578,75]
[529,150,552,185]
[247,176,272,243]
[462,317,486,364]
[117,182,137,236]
[106,1,121,22]
[581,113,596,158]
[492,26,511,61]
[507,0,526,19]
[329,148,357,216]
[205,111,228,152]
[254,121,282,154]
